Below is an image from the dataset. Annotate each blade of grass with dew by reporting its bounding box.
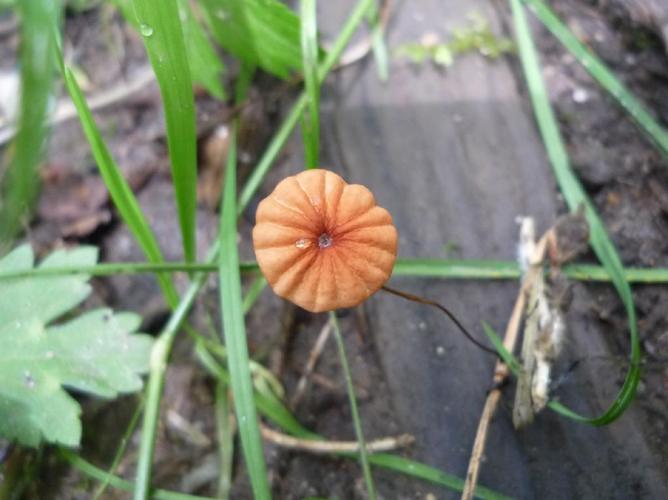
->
[512,0,640,425]
[197,342,510,500]
[131,0,198,263]
[60,63,178,306]
[300,0,320,168]
[330,312,376,499]
[60,449,211,500]
[367,0,389,81]
[522,0,668,157]
[218,125,270,499]
[0,0,59,250]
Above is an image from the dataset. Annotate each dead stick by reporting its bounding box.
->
[461,230,552,500]
[260,424,414,454]
[291,318,334,409]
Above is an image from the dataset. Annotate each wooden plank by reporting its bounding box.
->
[319,1,668,497]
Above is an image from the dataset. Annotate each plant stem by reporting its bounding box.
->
[329,312,376,500]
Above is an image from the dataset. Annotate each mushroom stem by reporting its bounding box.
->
[380,285,497,355]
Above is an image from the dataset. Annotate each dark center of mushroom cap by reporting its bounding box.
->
[318,233,333,249]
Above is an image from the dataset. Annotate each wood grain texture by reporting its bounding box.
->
[317,0,668,497]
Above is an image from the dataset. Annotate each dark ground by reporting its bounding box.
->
[1,0,668,498]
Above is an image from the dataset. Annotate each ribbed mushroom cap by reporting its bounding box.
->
[252,169,398,312]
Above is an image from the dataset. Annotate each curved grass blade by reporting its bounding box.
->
[61,65,178,307]
[0,0,59,250]
[511,0,640,425]
[131,0,198,263]
[218,125,270,499]
[522,0,668,157]
[300,0,320,168]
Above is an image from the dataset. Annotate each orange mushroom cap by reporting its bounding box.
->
[252,169,398,313]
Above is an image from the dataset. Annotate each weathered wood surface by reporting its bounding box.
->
[318,1,668,497]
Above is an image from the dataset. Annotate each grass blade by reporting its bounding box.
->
[330,312,376,499]
[511,0,640,425]
[60,449,211,500]
[131,0,198,263]
[522,0,668,157]
[366,0,389,81]
[61,64,178,307]
[0,0,59,249]
[218,125,270,499]
[300,0,320,168]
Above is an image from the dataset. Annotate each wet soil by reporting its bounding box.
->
[2,0,668,498]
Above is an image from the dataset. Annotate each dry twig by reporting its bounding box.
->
[290,319,334,410]
[461,221,554,500]
[260,423,413,455]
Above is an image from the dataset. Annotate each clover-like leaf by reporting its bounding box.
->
[0,244,153,447]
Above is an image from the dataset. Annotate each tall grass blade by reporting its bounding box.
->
[131,0,198,263]
[0,0,59,250]
[330,313,376,499]
[367,0,389,81]
[511,0,640,425]
[218,125,270,499]
[300,0,320,168]
[61,65,178,307]
[522,0,668,157]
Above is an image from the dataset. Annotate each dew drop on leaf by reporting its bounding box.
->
[24,371,36,389]
[139,23,154,37]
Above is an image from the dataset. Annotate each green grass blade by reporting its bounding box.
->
[366,0,389,81]
[0,0,59,249]
[300,0,320,168]
[218,125,270,499]
[511,0,640,425]
[3,258,668,285]
[60,449,212,500]
[522,0,668,157]
[330,313,376,499]
[242,275,268,314]
[131,0,198,263]
[134,269,209,500]
[61,65,178,307]
[215,382,234,500]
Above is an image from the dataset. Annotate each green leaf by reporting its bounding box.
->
[176,0,226,99]
[0,245,152,447]
[201,0,302,79]
[132,0,198,263]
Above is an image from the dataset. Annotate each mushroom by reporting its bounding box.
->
[252,169,398,312]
